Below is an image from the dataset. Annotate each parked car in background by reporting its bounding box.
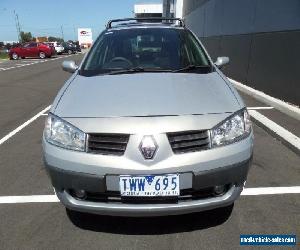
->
[61,42,77,54]
[0,48,9,53]
[46,42,64,55]
[75,43,81,53]
[9,42,55,59]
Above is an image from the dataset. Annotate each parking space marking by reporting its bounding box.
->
[0,195,59,204]
[0,187,299,204]
[247,107,274,110]
[0,105,50,146]
[0,55,75,71]
[229,77,300,121]
[241,186,300,195]
[249,110,300,152]
[0,67,16,71]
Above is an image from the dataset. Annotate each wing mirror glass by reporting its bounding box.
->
[62,60,78,73]
[215,57,229,69]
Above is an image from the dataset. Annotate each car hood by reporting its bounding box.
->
[54,72,241,118]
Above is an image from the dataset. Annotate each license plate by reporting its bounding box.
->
[120,174,180,197]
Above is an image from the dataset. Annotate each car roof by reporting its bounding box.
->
[108,22,185,31]
[106,18,186,31]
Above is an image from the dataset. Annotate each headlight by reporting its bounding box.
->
[211,109,251,147]
[44,113,86,151]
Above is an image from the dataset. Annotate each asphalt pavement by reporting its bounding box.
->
[0,55,299,250]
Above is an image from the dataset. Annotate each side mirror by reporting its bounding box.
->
[215,57,229,69]
[62,60,78,73]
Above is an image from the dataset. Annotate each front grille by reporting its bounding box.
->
[167,130,210,154]
[87,133,130,156]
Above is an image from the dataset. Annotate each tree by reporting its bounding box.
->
[48,36,64,43]
[20,31,33,43]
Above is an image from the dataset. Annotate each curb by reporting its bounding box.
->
[228,78,300,121]
[249,110,300,156]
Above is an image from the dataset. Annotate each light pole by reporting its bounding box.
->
[60,25,64,41]
[73,25,76,41]
[13,10,21,42]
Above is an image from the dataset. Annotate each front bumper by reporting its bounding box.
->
[44,149,252,216]
[43,127,253,216]
[56,184,243,217]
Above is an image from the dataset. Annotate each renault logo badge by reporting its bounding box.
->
[139,135,158,160]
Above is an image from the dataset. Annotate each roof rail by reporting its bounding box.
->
[106,17,185,29]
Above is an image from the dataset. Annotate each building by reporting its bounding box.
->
[78,28,93,48]
[36,37,48,43]
[134,3,163,18]
[181,0,300,105]
[3,41,18,45]
[134,2,182,20]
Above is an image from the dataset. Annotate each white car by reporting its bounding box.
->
[46,42,64,55]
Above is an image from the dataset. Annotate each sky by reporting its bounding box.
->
[0,0,162,42]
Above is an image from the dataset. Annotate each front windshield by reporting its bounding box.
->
[81,27,211,76]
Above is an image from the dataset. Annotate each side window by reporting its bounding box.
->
[28,43,37,48]
[186,33,209,66]
[130,37,138,53]
[83,34,108,70]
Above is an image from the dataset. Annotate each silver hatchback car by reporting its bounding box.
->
[43,18,253,217]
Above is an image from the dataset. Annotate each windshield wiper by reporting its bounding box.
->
[108,67,172,75]
[108,67,145,75]
[172,65,212,73]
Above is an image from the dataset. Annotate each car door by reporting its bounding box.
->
[62,42,67,53]
[21,43,31,57]
[27,42,39,57]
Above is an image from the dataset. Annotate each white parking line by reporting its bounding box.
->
[0,105,51,146]
[0,55,75,71]
[247,107,274,110]
[241,186,300,195]
[0,67,15,71]
[0,195,59,204]
[0,186,299,204]
[15,64,27,66]
[229,77,300,121]
[249,110,300,152]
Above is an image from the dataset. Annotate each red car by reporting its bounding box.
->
[9,42,56,60]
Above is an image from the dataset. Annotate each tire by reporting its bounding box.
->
[21,57,25,59]
[68,49,72,55]
[39,51,46,59]
[11,52,19,60]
